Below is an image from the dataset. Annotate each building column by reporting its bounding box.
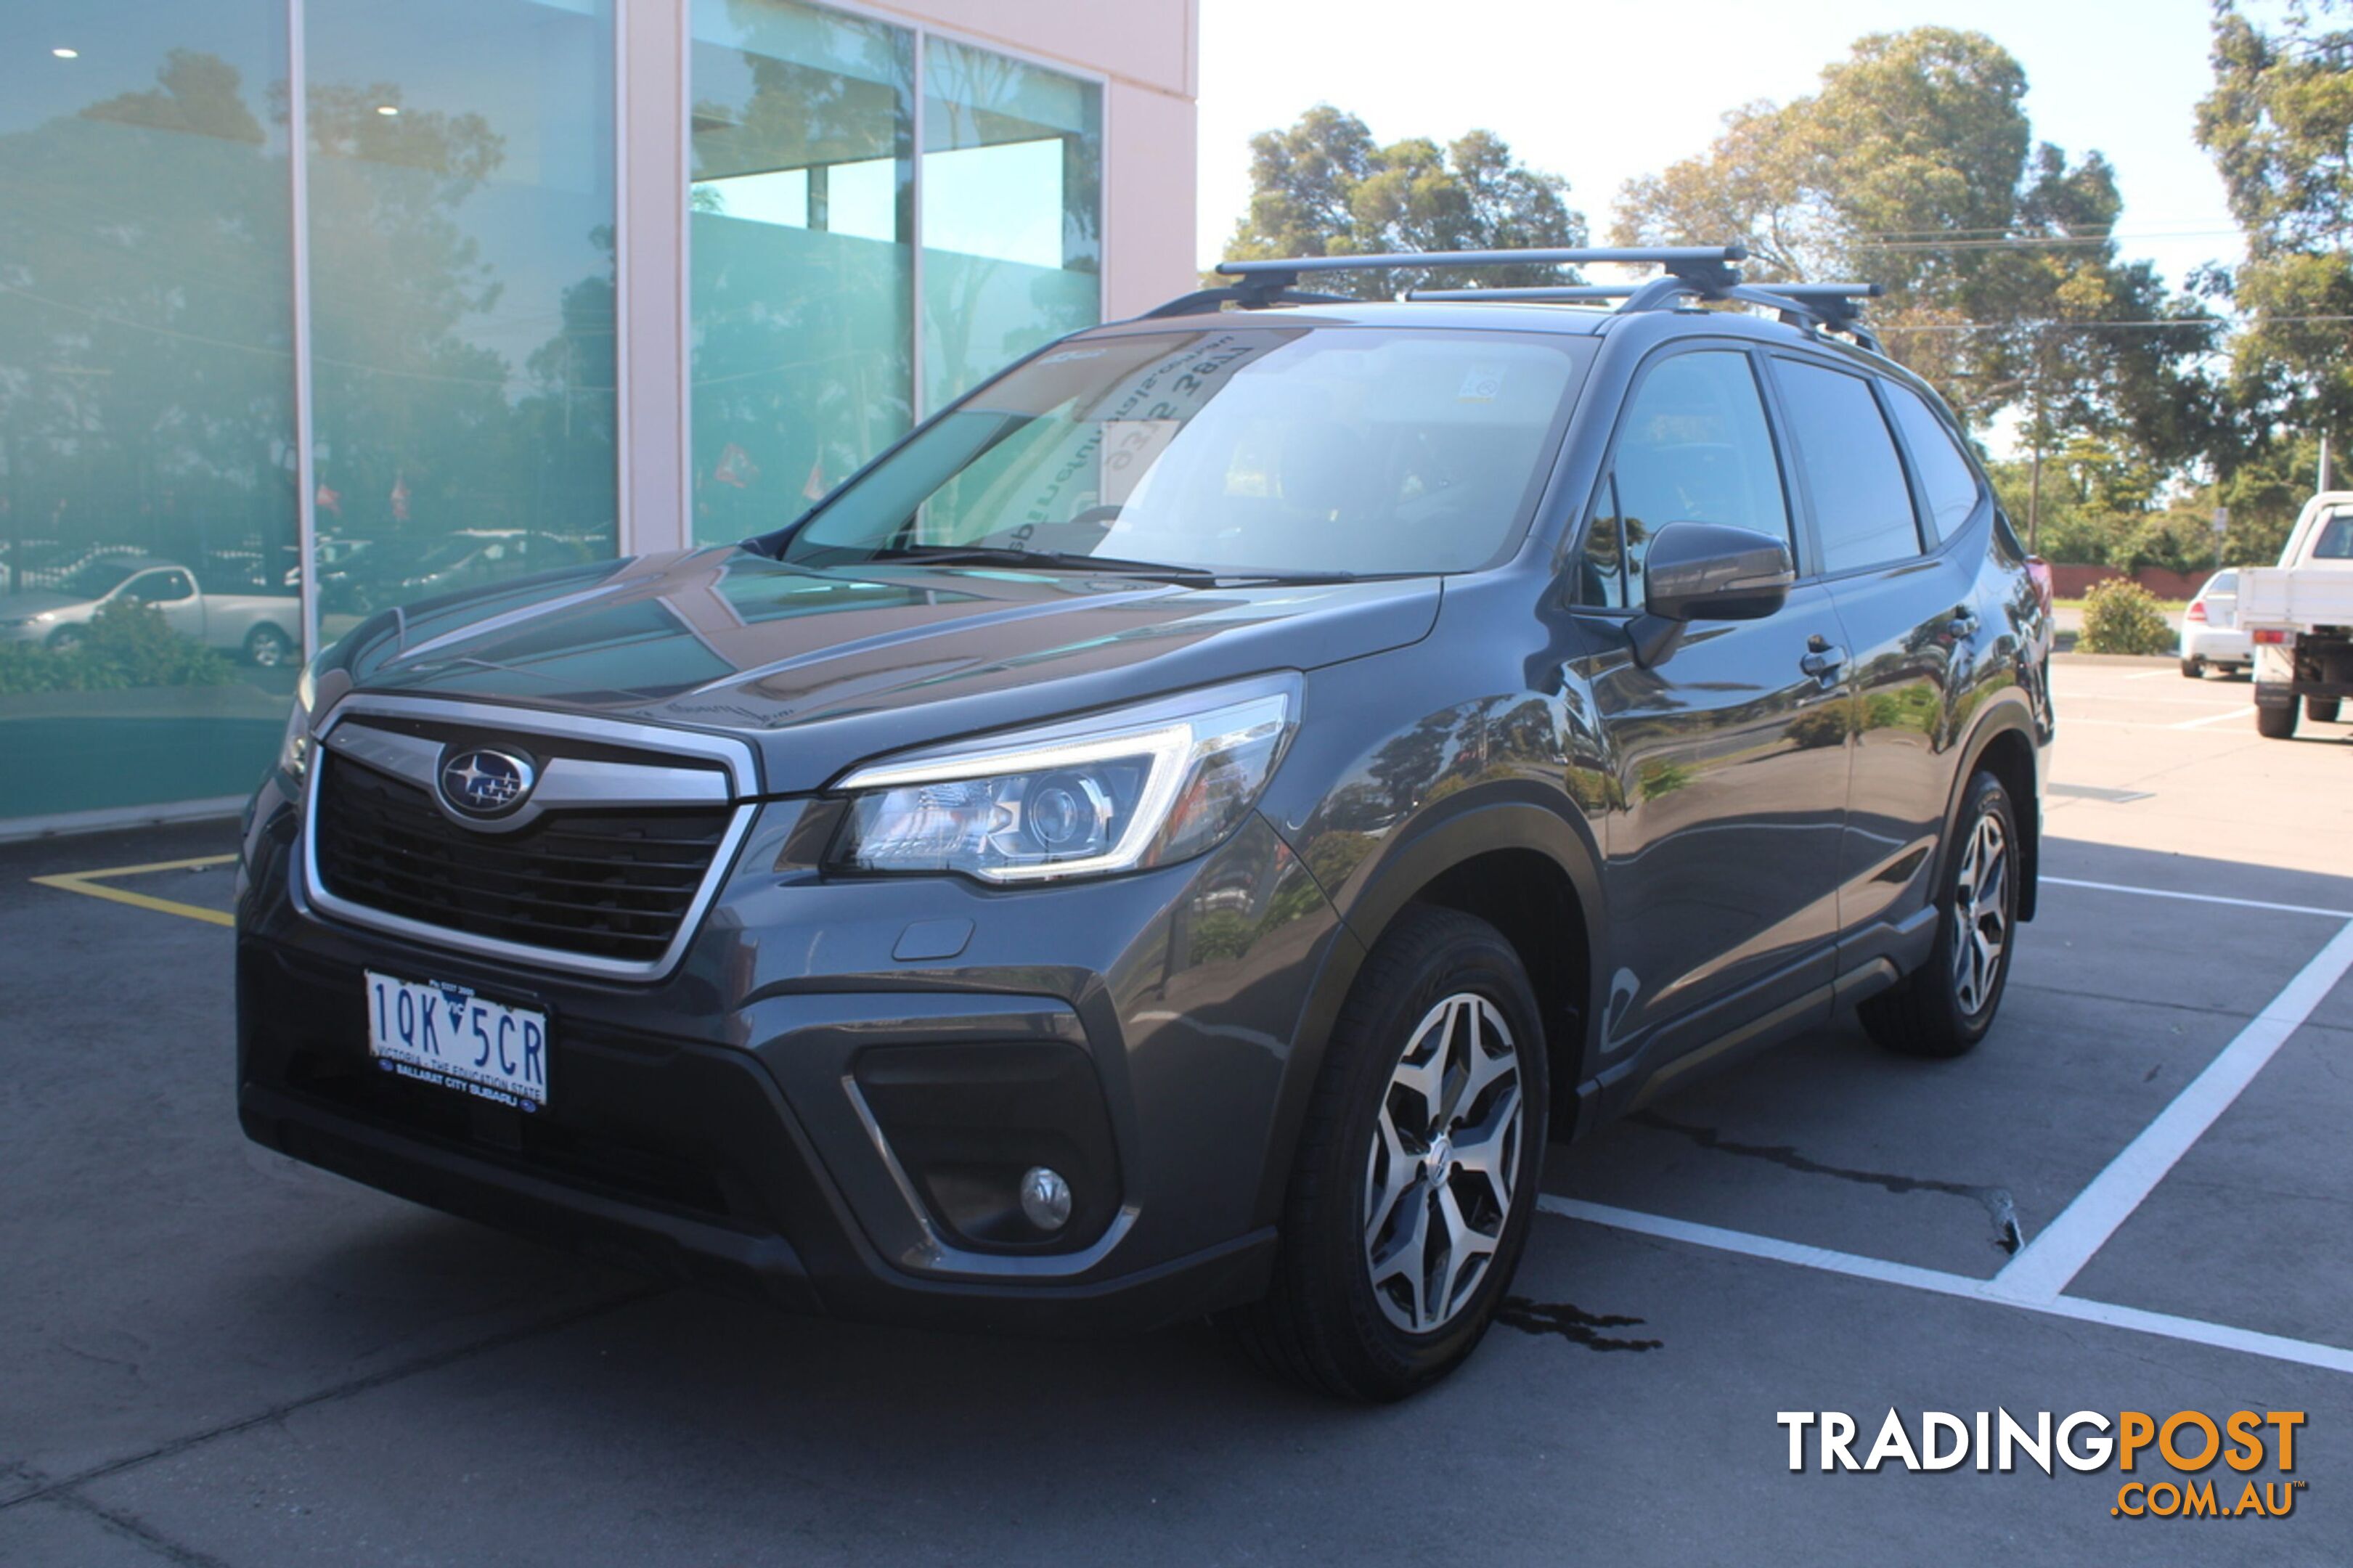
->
[616,0,690,557]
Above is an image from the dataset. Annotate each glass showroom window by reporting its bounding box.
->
[305,0,619,637]
[687,4,1103,544]
[689,0,913,545]
[922,38,1102,412]
[0,0,299,822]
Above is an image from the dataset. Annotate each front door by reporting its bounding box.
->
[1573,345,1851,1060]
[124,568,204,640]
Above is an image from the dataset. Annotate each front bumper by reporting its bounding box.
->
[236,773,1355,1334]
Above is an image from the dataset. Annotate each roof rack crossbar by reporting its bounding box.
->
[1143,245,1887,351]
[1403,285,1639,301]
[1408,274,1887,351]
[1214,244,1746,283]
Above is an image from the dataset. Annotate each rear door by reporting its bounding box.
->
[1769,359,1980,947]
[1577,345,1851,1058]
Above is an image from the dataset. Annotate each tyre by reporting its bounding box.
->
[2179,657,2203,679]
[1223,905,1547,1402]
[2307,696,2340,724]
[1860,770,2019,1058]
[2257,702,2299,740]
[244,624,292,668]
[44,626,83,656]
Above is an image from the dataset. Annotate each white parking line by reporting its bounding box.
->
[2060,692,2248,707]
[1533,872,2353,1377]
[2042,875,2353,920]
[1994,916,2353,1299]
[1537,1196,2353,1376]
[2169,706,2256,730]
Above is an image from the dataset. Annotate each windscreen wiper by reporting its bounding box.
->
[869,544,1368,587]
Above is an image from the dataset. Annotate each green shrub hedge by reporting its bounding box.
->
[0,601,240,695]
[2078,578,2176,656]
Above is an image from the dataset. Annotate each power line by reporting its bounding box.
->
[1876,314,2353,333]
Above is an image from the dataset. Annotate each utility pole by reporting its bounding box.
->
[2026,339,2044,556]
[2322,433,2334,494]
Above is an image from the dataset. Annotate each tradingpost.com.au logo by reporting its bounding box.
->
[1777,1409,2307,1520]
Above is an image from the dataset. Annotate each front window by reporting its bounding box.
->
[777,327,1595,578]
[64,561,141,601]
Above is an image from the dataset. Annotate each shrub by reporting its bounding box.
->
[1787,706,1852,750]
[1637,759,1693,799]
[0,600,239,695]
[2078,578,2175,656]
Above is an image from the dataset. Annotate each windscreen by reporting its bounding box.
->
[779,326,1594,577]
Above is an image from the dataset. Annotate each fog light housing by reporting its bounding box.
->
[1019,1166,1072,1232]
[852,1042,1120,1251]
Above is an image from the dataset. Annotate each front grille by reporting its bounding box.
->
[314,755,732,964]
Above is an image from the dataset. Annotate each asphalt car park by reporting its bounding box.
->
[3,653,2347,1566]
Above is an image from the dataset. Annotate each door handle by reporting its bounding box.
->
[1801,641,1847,679]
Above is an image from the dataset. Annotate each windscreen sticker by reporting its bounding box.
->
[1459,367,1504,403]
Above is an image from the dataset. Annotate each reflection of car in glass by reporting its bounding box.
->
[322,531,592,612]
[0,558,303,664]
[237,245,2052,1401]
[2179,570,2250,679]
[0,540,146,595]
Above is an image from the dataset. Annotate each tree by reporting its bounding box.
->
[1223,106,1586,295]
[2197,1,2353,442]
[1615,29,2030,298]
[1616,26,2214,478]
[0,49,298,573]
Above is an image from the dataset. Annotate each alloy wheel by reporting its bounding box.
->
[1950,811,2010,1016]
[1361,992,1524,1335]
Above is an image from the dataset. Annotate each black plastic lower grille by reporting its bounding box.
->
[314,756,731,963]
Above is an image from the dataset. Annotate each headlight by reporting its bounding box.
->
[277,659,320,783]
[830,676,1300,883]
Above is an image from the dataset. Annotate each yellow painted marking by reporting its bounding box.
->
[30,852,239,928]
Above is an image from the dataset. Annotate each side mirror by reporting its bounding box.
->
[1628,521,1796,667]
[1642,521,1795,623]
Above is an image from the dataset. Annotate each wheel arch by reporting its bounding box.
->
[1259,789,1605,1233]
[1947,701,2042,922]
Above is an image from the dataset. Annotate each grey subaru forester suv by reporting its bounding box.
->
[236,245,2052,1400]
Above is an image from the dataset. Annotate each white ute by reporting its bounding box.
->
[2237,490,2353,738]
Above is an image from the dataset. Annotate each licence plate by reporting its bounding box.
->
[364,970,548,1109]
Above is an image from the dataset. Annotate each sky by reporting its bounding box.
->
[1194,0,2262,296]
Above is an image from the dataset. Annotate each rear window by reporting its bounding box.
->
[2314,513,2353,560]
[1882,382,1983,542]
[1772,358,1924,574]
